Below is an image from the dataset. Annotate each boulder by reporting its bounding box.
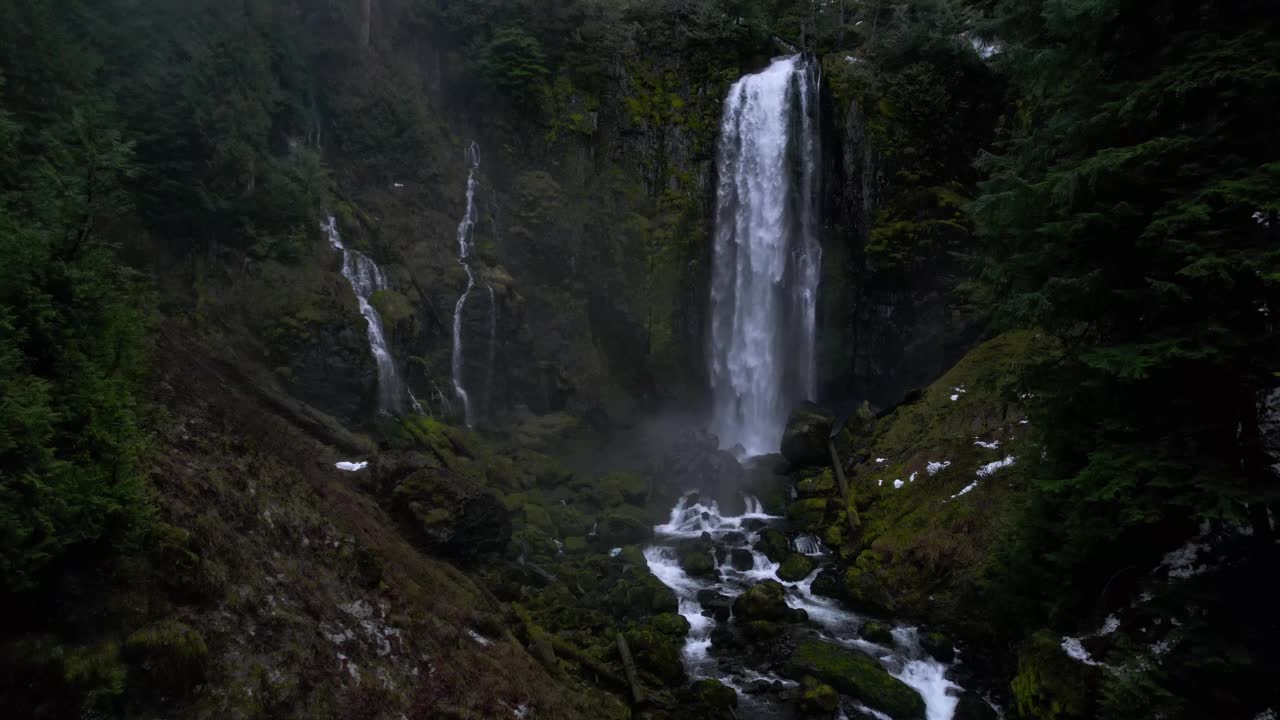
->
[697,589,734,621]
[391,466,511,558]
[730,548,755,572]
[754,528,791,562]
[799,676,839,715]
[860,621,894,646]
[676,537,719,578]
[796,469,836,497]
[810,567,845,600]
[680,678,739,712]
[624,627,686,687]
[598,506,653,546]
[776,553,817,582]
[732,580,791,623]
[781,404,834,467]
[783,641,927,720]
[787,498,831,532]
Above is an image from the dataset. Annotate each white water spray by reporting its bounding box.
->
[708,55,823,455]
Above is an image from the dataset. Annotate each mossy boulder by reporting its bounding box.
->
[123,620,208,698]
[777,553,817,582]
[598,505,653,546]
[842,552,896,614]
[782,404,833,467]
[787,498,830,532]
[754,528,791,562]
[800,676,840,715]
[595,471,649,506]
[860,621,894,645]
[608,574,678,618]
[623,627,686,686]
[680,678,738,716]
[732,580,790,623]
[1010,631,1097,720]
[648,612,692,638]
[676,537,718,578]
[729,547,755,571]
[783,641,926,720]
[810,567,845,600]
[796,469,836,497]
[391,466,511,558]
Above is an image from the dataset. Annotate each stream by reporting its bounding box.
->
[644,491,961,720]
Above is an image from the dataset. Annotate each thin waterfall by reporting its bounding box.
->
[451,142,481,428]
[485,285,497,420]
[707,55,822,456]
[324,216,406,415]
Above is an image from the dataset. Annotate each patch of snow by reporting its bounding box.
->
[977,456,1016,477]
[893,479,905,489]
[467,629,493,646]
[1253,210,1272,227]
[909,471,918,483]
[1160,536,1210,579]
[1100,615,1120,635]
[949,394,959,402]
[1019,419,1029,424]
[876,457,887,463]
[609,547,622,558]
[335,461,368,471]
[877,479,884,487]
[948,481,978,500]
[974,439,1001,450]
[926,460,951,476]
[1150,639,1173,655]
[1060,637,1103,666]
[393,182,405,188]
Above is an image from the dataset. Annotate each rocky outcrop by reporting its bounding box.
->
[390,465,511,559]
[781,404,833,467]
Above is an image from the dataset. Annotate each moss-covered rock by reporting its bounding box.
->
[800,675,840,715]
[390,466,511,558]
[123,619,207,698]
[860,621,894,645]
[732,580,790,623]
[1010,631,1097,720]
[648,612,691,638]
[608,573,678,618]
[783,641,926,720]
[681,677,739,711]
[842,552,896,614]
[624,627,686,686]
[787,498,831,532]
[796,469,836,497]
[777,552,817,582]
[598,505,653,546]
[595,471,649,506]
[676,537,718,578]
[754,528,791,562]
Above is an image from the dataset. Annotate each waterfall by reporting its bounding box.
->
[324,216,405,415]
[708,55,823,456]
[451,142,482,428]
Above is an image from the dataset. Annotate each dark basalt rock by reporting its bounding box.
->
[781,403,834,468]
[390,465,510,559]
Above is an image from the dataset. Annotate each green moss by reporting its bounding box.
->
[796,469,836,497]
[784,641,926,720]
[732,580,789,622]
[1011,631,1097,720]
[623,627,686,686]
[563,536,587,553]
[777,553,817,582]
[63,642,127,712]
[860,621,894,645]
[683,677,738,709]
[368,288,414,327]
[800,676,839,715]
[755,528,791,562]
[787,498,830,531]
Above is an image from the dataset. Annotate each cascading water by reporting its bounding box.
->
[451,142,482,428]
[708,55,823,456]
[324,216,406,415]
[644,494,962,720]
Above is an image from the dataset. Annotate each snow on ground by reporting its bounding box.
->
[335,461,368,471]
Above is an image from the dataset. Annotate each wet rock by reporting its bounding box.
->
[732,580,791,623]
[680,678,739,712]
[781,404,834,467]
[624,626,686,686]
[697,589,734,621]
[783,640,926,720]
[597,506,653,546]
[721,530,748,546]
[676,537,718,578]
[810,567,845,600]
[920,629,955,663]
[730,548,755,572]
[754,528,791,562]
[607,574,678,618]
[860,621,894,646]
[777,553,817,582]
[741,518,769,532]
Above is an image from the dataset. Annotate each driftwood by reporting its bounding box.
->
[829,438,860,529]
[615,632,645,705]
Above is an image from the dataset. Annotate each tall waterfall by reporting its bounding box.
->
[451,142,482,428]
[324,216,406,415]
[708,55,822,456]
